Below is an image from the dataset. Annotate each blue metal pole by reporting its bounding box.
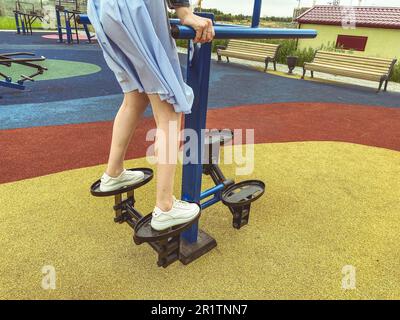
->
[171,25,317,40]
[56,8,63,43]
[181,13,214,244]
[77,15,317,41]
[15,12,21,34]
[200,184,225,210]
[83,23,92,43]
[200,184,225,200]
[21,15,26,35]
[201,196,221,210]
[65,11,72,44]
[251,0,262,28]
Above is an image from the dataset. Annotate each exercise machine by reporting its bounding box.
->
[0,52,47,92]
[90,168,201,268]
[14,0,44,35]
[84,0,317,268]
[55,0,93,44]
[90,129,265,268]
[82,0,317,268]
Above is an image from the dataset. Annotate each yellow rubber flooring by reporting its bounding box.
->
[0,142,399,300]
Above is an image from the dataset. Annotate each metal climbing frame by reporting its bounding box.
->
[55,0,93,44]
[14,0,44,35]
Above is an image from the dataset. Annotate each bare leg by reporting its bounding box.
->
[147,94,182,212]
[106,91,149,177]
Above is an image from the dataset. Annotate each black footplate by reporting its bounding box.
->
[221,180,265,206]
[133,210,201,244]
[133,208,201,268]
[221,180,265,229]
[90,168,153,197]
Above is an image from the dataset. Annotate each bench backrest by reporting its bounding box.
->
[227,40,280,58]
[313,51,396,75]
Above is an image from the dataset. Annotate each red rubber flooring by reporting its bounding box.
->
[1,102,399,184]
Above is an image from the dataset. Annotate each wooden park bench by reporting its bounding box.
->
[302,50,397,92]
[217,39,281,72]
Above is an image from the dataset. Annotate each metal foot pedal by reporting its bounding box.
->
[221,180,265,229]
[133,207,201,268]
[90,167,153,228]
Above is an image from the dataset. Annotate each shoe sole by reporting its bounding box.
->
[151,211,200,231]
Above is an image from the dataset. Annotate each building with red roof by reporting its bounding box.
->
[295,5,400,59]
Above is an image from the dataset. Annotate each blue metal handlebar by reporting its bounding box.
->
[171,25,317,40]
[77,14,317,40]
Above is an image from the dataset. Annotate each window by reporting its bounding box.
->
[336,35,368,51]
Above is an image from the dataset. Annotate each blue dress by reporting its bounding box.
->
[87,0,194,114]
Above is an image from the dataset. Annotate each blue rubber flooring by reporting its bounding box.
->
[1,32,399,130]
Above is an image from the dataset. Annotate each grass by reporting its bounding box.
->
[0,16,18,30]
[0,16,43,30]
[391,62,400,83]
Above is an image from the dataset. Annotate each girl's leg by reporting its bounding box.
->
[147,94,181,212]
[106,90,149,177]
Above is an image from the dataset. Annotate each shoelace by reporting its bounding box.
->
[152,198,190,216]
[174,198,190,208]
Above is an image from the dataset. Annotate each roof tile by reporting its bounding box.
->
[296,5,400,29]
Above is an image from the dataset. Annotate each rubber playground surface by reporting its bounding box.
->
[1,32,400,300]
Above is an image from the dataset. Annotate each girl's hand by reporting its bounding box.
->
[175,8,215,43]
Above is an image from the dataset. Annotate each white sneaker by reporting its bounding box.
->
[99,169,145,192]
[151,197,200,231]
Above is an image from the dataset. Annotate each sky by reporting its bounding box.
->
[201,0,400,17]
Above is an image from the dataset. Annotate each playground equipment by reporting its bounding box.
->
[14,0,44,35]
[0,52,47,92]
[82,0,317,268]
[55,0,93,44]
